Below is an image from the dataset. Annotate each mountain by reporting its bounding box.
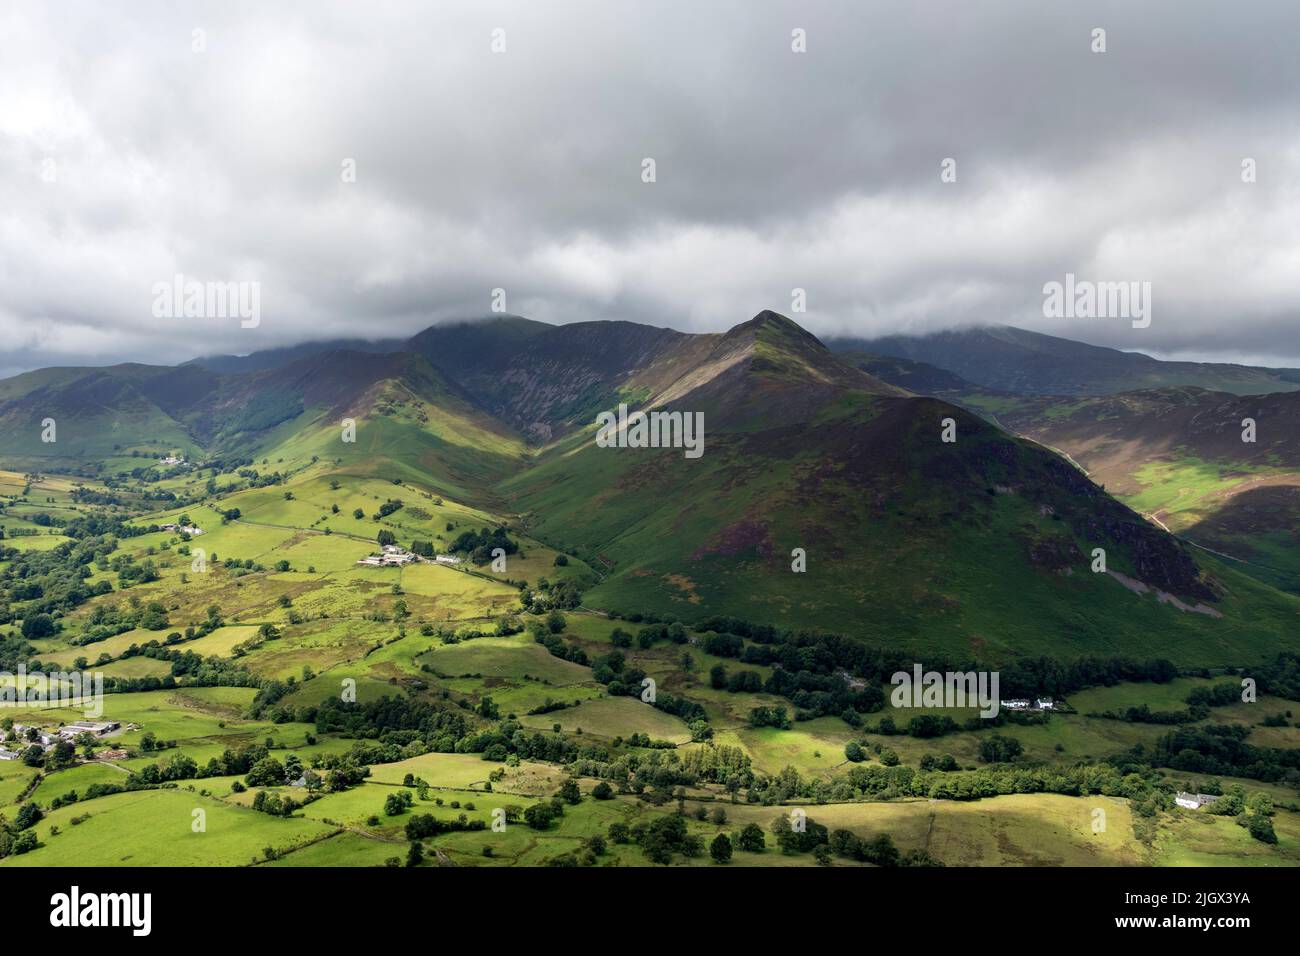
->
[189,336,406,375]
[2,310,1297,661]
[829,326,1300,397]
[501,313,1298,660]
[989,387,1300,593]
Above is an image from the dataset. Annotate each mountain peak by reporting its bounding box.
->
[725,310,826,349]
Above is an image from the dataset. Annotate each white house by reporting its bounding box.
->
[1000,699,1030,710]
[434,554,463,565]
[1175,792,1220,810]
[1035,698,1055,710]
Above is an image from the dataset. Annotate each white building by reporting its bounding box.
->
[434,554,463,565]
[59,720,121,738]
[1035,698,1055,710]
[1000,699,1030,710]
[1176,792,1220,810]
[357,545,415,567]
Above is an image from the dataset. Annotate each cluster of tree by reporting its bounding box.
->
[1253,651,1300,701]
[110,553,160,588]
[522,576,585,612]
[0,804,43,857]
[404,813,487,839]
[100,647,262,696]
[747,706,791,729]
[866,714,962,738]
[315,697,473,752]
[1152,725,1300,783]
[449,526,518,564]
[532,629,588,667]
[604,812,702,863]
[690,614,1188,722]
[0,534,117,625]
[124,753,201,787]
[1089,703,1210,725]
[251,790,306,817]
[828,828,940,866]
[977,734,1023,764]
[744,759,1163,807]
[1206,785,1277,843]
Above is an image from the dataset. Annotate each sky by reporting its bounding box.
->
[3,0,1300,378]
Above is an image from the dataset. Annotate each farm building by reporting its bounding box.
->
[358,545,416,567]
[59,720,121,738]
[1175,792,1221,810]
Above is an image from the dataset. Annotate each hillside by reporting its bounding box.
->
[829,326,1300,397]
[501,313,1300,663]
[2,311,1298,662]
[990,388,1300,593]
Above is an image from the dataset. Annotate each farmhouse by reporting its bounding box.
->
[1035,698,1055,710]
[1000,699,1030,710]
[10,724,56,749]
[159,455,185,465]
[357,544,416,567]
[1175,792,1221,810]
[0,748,18,761]
[161,523,204,536]
[434,554,463,565]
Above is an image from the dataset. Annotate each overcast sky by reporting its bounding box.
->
[3,0,1299,378]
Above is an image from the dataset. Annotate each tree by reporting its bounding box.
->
[21,613,55,639]
[524,803,557,830]
[245,756,286,787]
[1247,814,1278,844]
[377,530,397,547]
[15,802,44,830]
[385,791,413,816]
[737,822,765,852]
[710,832,733,864]
[844,741,866,762]
[558,778,581,804]
[978,734,1023,764]
[591,781,614,800]
[406,841,424,867]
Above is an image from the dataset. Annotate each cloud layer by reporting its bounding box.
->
[3,0,1300,376]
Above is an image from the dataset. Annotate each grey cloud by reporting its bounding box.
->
[2,0,1299,372]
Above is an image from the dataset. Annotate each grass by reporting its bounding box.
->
[2,788,337,867]
[517,696,692,742]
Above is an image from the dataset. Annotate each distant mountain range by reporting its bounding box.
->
[829,325,1300,397]
[2,311,1297,659]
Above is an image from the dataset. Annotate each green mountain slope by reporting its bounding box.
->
[503,314,1300,664]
